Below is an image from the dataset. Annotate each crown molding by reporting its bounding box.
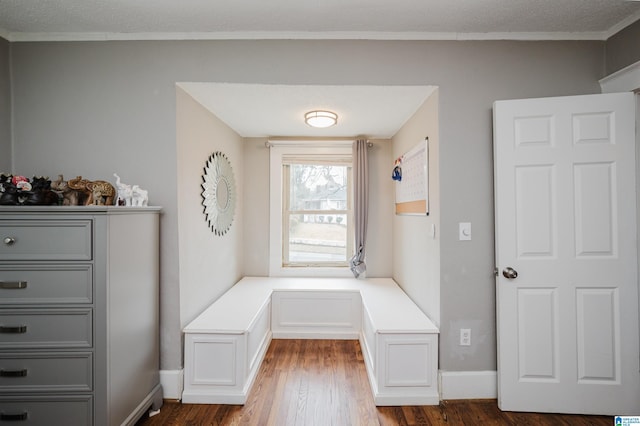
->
[1,30,613,43]
[604,10,640,39]
[3,13,640,43]
[0,27,11,41]
[599,60,640,93]
[453,31,606,41]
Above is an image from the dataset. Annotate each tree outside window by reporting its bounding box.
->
[283,163,353,267]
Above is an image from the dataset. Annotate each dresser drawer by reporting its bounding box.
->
[0,265,92,305]
[0,309,92,349]
[0,395,92,425]
[0,352,92,393]
[0,220,92,261]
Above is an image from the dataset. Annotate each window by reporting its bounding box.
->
[269,141,354,276]
[283,162,353,267]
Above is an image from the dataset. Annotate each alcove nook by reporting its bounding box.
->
[174,82,441,403]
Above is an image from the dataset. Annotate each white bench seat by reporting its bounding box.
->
[183,281,272,334]
[359,280,439,333]
[182,277,439,405]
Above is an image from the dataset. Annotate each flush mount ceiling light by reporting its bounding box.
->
[305,110,338,128]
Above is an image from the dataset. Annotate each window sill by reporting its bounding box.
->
[269,266,354,278]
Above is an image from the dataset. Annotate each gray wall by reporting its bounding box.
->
[8,39,605,372]
[413,41,604,371]
[0,37,10,172]
[605,19,640,75]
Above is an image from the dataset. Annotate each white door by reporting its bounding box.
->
[494,92,640,415]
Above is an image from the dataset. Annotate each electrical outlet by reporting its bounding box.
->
[460,328,471,346]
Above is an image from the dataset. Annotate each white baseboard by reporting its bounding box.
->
[160,369,184,400]
[438,370,497,400]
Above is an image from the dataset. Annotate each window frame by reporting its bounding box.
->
[269,141,354,277]
[282,162,353,268]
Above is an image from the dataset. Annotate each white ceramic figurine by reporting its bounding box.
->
[114,173,147,206]
[131,185,149,206]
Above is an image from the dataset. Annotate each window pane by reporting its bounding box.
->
[288,214,347,263]
[289,164,348,211]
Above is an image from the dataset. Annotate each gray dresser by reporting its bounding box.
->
[0,206,163,426]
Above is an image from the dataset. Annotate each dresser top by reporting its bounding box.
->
[0,206,162,214]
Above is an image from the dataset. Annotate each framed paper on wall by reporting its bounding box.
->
[395,138,429,215]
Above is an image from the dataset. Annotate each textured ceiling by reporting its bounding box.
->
[0,0,639,41]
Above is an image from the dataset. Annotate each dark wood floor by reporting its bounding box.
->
[137,339,614,425]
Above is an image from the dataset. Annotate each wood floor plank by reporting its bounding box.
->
[137,339,614,426]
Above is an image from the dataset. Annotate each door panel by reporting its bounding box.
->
[494,92,639,415]
[515,165,555,257]
[576,288,618,382]
[517,288,558,380]
[574,162,616,257]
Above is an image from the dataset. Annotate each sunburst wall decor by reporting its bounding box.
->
[201,151,236,236]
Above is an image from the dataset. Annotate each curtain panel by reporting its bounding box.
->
[349,139,369,278]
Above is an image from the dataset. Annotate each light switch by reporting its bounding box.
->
[459,222,471,241]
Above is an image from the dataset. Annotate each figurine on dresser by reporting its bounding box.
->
[51,175,117,206]
[114,173,148,206]
[51,174,79,206]
[2,173,145,207]
[0,174,18,205]
[0,174,59,206]
[86,181,117,206]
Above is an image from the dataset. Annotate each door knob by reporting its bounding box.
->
[3,237,16,245]
[502,267,518,279]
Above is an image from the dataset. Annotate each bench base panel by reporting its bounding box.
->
[182,332,272,405]
[182,299,273,405]
[360,332,440,406]
[182,278,440,406]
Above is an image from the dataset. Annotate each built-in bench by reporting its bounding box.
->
[182,277,439,406]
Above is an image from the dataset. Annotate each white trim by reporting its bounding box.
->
[438,370,497,400]
[2,30,615,43]
[599,60,640,93]
[159,369,184,400]
[269,142,354,277]
[266,139,354,148]
[604,10,640,40]
[0,27,10,41]
[453,31,606,41]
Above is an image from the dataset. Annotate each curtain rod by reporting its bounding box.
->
[264,139,373,148]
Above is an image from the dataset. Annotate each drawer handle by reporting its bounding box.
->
[0,326,27,334]
[2,237,16,246]
[0,412,28,421]
[0,369,27,377]
[0,281,27,290]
